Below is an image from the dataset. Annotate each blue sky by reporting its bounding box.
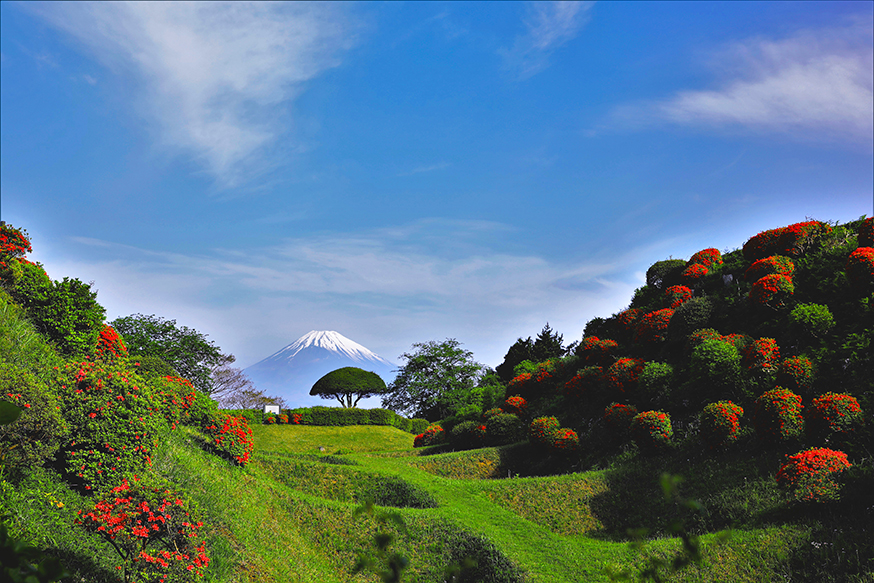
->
[2,1,872,372]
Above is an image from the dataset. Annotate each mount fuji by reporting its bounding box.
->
[243,331,398,408]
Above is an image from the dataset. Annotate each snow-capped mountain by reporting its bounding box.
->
[243,331,397,408]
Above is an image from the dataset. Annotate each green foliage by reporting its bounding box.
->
[448,421,487,450]
[110,313,225,394]
[288,406,426,432]
[310,366,389,408]
[382,339,483,420]
[1,521,69,583]
[130,354,179,380]
[789,302,835,341]
[699,401,744,449]
[630,411,673,453]
[646,259,687,290]
[638,362,673,402]
[485,413,525,446]
[667,296,714,341]
[495,337,534,383]
[0,362,68,474]
[689,339,743,404]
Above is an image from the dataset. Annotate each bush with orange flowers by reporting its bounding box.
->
[749,274,794,308]
[630,410,673,453]
[680,263,709,286]
[806,392,864,438]
[575,336,618,367]
[775,356,814,395]
[634,309,674,345]
[605,358,646,395]
[689,248,723,268]
[603,402,638,441]
[700,401,744,449]
[776,447,851,503]
[664,285,692,309]
[754,388,803,443]
[845,247,874,288]
[744,255,795,282]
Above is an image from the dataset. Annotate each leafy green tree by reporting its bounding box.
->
[381,339,482,420]
[310,367,389,408]
[111,313,225,394]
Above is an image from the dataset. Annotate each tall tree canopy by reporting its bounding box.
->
[111,314,226,394]
[310,367,388,408]
[496,324,569,382]
[381,339,482,420]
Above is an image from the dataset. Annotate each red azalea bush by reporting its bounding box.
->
[606,358,646,395]
[775,356,814,395]
[615,308,642,336]
[664,285,692,309]
[776,448,851,503]
[264,415,277,425]
[575,336,619,367]
[277,413,289,424]
[563,366,604,399]
[749,274,794,308]
[154,376,196,428]
[806,393,864,437]
[743,221,832,261]
[700,401,744,449]
[503,395,528,416]
[93,324,129,362]
[630,411,673,453]
[634,309,674,345]
[858,217,874,247]
[754,388,803,443]
[689,248,723,268]
[507,373,531,395]
[845,247,874,288]
[56,361,165,491]
[0,224,33,287]
[603,402,638,441]
[205,414,254,465]
[742,338,780,373]
[77,477,209,583]
[744,255,795,282]
[680,263,709,286]
[291,413,303,425]
[413,424,445,448]
[483,408,504,420]
[533,360,555,384]
[529,416,560,448]
[551,428,580,452]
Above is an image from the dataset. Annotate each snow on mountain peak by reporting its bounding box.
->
[276,330,390,364]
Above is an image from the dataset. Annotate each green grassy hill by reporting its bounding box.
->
[2,218,872,582]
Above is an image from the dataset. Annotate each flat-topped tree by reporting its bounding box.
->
[310,367,388,408]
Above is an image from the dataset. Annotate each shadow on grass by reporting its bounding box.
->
[52,548,121,583]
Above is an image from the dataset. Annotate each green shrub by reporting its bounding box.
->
[603,402,637,442]
[187,389,219,427]
[288,406,421,432]
[408,418,429,435]
[130,354,179,380]
[667,296,714,341]
[0,361,68,473]
[448,421,486,450]
[646,259,686,290]
[690,339,743,403]
[365,476,438,509]
[788,303,835,340]
[485,413,525,446]
[638,362,673,401]
[528,416,560,448]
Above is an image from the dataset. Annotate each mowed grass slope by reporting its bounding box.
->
[203,423,832,583]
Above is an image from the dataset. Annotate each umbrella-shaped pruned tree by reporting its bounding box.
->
[310,367,388,408]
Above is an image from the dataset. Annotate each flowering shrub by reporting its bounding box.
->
[630,411,672,453]
[503,395,528,416]
[154,375,196,428]
[744,255,795,282]
[291,413,303,425]
[689,248,723,268]
[0,224,34,287]
[533,360,555,383]
[776,448,851,503]
[741,338,780,373]
[775,356,814,395]
[743,221,832,261]
[749,273,794,308]
[605,358,646,395]
[615,308,641,335]
[529,416,560,448]
[685,328,723,355]
[56,361,164,491]
[845,247,874,288]
[680,263,708,286]
[413,424,445,448]
[563,366,604,399]
[204,414,254,465]
[483,408,504,420]
[859,217,874,247]
[754,388,803,443]
[664,285,692,309]
[264,415,277,425]
[633,309,674,345]
[806,393,863,437]
[77,477,209,583]
[603,403,638,441]
[575,336,619,367]
[700,401,744,449]
[93,324,129,362]
[277,413,289,424]
[507,373,531,395]
[551,428,580,452]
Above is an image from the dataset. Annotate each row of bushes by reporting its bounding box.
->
[252,406,431,434]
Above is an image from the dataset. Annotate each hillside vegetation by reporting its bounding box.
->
[1,217,872,582]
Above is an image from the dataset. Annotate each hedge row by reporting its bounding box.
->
[278,406,429,434]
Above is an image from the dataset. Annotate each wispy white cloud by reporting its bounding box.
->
[501,1,594,79]
[614,21,874,144]
[24,2,357,186]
